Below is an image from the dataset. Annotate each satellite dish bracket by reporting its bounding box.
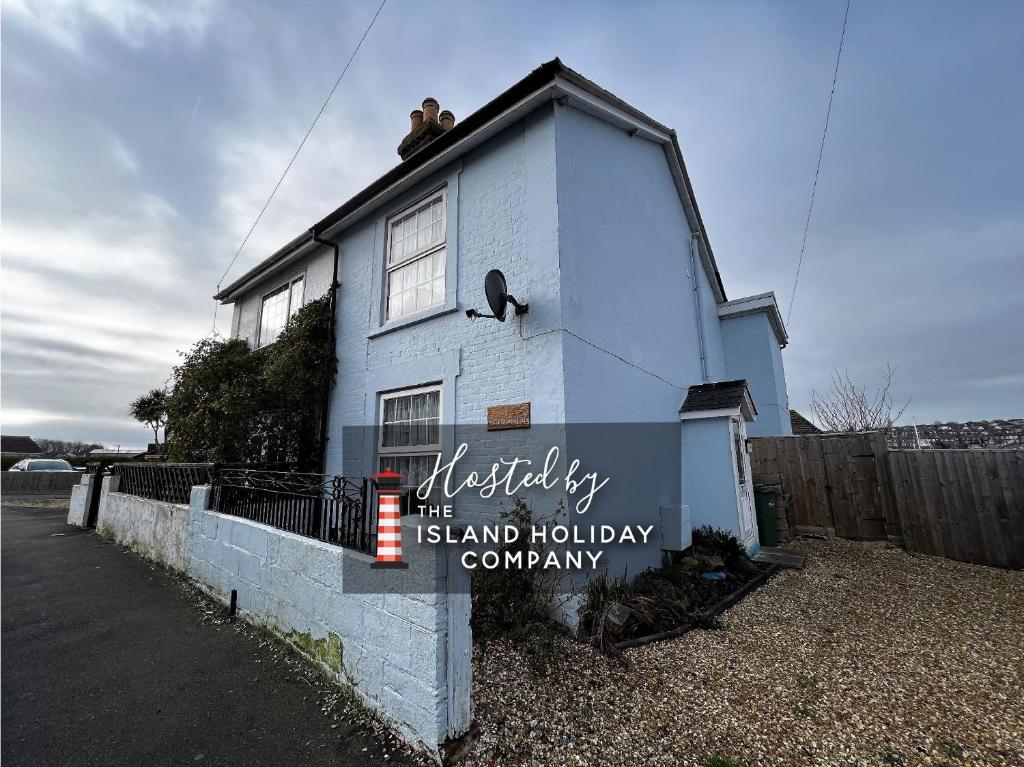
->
[465,269,529,322]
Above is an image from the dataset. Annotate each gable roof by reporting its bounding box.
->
[680,380,757,421]
[789,410,822,435]
[215,58,726,304]
[1,435,42,453]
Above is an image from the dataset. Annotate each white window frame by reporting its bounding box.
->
[256,272,306,348]
[377,384,443,509]
[383,187,447,322]
[377,384,443,457]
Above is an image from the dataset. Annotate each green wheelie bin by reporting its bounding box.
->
[753,485,779,547]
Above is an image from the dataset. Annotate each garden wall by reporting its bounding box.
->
[87,478,471,758]
[94,475,192,571]
[184,488,468,758]
[68,473,97,527]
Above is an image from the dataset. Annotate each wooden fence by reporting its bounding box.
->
[750,434,1023,570]
[887,449,1022,570]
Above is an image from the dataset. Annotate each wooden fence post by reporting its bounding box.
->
[871,432,903,546]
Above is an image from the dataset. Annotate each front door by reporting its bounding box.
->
[731,418,758,549]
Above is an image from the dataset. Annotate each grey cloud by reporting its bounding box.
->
[1,0,1021,445]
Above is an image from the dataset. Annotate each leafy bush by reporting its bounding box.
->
[577,571,659,654]
[580,527,762,647]
[692,525,760,577]
[470,499,567,675]
[164,295,335,469]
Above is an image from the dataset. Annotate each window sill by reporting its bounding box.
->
[368,304,459,339]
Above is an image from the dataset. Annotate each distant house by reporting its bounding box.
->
[887,419,1024,449]
[789,410,822,435]
[88,447,149,461]
[1,435,42,456]
[212,59,794,560]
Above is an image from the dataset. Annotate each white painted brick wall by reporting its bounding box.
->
[67,473,95,527]
[183,488,460,758]
[323,112,564,531]
[94,475,192,571]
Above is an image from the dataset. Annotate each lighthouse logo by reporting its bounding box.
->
[370,467,409,569]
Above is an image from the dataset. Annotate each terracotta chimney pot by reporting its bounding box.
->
[422,97,439,123]
[410,109,424,131]
[439,110,455,130]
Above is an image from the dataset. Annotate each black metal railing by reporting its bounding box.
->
[210,469,373,554]
[112,463,213,504]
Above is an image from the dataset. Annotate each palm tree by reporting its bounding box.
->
[130,389,168,446]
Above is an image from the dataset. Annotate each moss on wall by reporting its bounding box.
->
[284,630,344,676]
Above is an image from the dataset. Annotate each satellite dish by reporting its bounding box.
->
[466,268,529,322]
[484,270,509,321]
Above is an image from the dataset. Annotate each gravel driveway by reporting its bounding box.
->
[468,539,1024,767]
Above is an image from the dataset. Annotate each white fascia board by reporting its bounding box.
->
[549,78,673,143]
[219,238,324,304]
[718,291,789,348]
[679,407,741,421]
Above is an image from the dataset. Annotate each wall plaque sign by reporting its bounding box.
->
[487,402,531,431]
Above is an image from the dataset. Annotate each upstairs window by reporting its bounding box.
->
[385,190,446,321]
[258,275,304,347]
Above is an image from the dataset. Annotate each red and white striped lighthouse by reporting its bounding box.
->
[371,467,409,569]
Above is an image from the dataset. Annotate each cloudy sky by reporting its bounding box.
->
[2,0,1021,446]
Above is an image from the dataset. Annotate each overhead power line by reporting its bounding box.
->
[786,0,852,326]
[212,0,388,330]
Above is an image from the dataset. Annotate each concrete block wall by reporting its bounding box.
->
[184,488,465,757]
[86,482,469,756]
[94,475,192,571]
[67,473,96,527]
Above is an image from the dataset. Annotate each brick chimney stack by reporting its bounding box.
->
[398,98,456,161]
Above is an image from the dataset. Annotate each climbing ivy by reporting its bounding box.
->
[164,295,335,470]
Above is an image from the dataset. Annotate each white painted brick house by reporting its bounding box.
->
[215,59,791,563]
[199,57,800,757]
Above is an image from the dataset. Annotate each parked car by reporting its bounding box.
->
[8,459,77,472]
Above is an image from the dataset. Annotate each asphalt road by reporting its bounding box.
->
[1,501,412,767]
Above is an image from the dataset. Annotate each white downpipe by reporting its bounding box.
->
[690,233,709,382]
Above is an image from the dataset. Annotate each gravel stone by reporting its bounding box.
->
[466,539,1024,766]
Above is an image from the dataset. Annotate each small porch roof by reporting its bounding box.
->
[679,379,757,422]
